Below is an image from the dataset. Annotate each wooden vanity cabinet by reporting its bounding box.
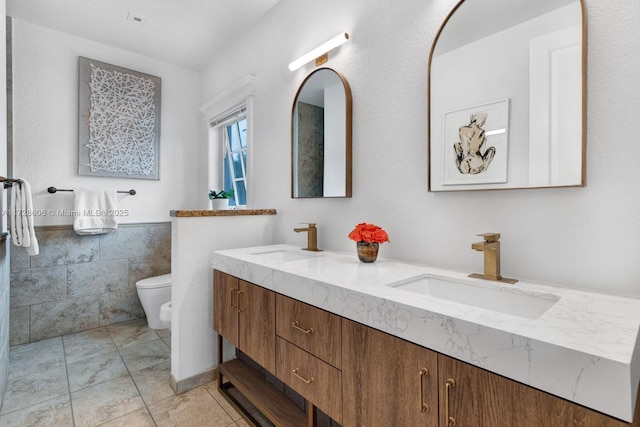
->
[214,270,640,427]
[439,354,640,427]
[342,318,439,427]
[213,270,276,372]
[343,317,640,427]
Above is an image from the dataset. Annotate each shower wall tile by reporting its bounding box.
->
[100,226,155,261]
[9,307,29,346]
[99,289,145,326]
[152,224,171,259]
[30,296,100,341]
[67,260,128,297]
[10,266,67,307]
[0,287,8,347]
[30,228,99,268]
[9,244,30,270]
[0,273,8,405]
[128,255,171,288]
[9,223,171,344]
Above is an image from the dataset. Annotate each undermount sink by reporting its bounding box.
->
[249,248,323,262]
[387,274,559,319]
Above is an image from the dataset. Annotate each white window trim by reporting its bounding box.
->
[201,76,255,207]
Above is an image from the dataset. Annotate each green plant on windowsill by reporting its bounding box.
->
[208,189,235,200]
[208,189,235,210]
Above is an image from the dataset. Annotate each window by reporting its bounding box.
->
[222,116,247,206]
[202,75,255,208]
[209,105,248,207]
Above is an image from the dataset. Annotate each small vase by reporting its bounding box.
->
[209,198,228,210]
[357,241,379,263]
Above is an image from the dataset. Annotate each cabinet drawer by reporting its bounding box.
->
[276,337,342,423]
[276,294,341,368]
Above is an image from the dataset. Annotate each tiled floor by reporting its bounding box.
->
[0,318,253,426]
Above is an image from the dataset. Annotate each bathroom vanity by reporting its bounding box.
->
[212,245,640,426]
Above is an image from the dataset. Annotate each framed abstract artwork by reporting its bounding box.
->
[78,57,161,180]
[441,99,509,186]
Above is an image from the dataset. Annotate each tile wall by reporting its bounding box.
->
[0,239,9,407]
[9,222,171,345]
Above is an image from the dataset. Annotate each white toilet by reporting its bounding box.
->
[135,273,172,329]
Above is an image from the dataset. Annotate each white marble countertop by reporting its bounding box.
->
[212,244,640,422]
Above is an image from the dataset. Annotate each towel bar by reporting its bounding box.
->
[0,176,21,189]
[47,187,136,195]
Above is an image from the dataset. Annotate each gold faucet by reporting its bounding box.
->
[469,233,518,284]
[293,223,322,252]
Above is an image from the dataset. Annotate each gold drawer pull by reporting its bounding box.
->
[230,287,237,309]
[237,290,245,313]
[292,368,314,384]
[291,321,314,335]
[445,378,456,426]
[419,368,430,413]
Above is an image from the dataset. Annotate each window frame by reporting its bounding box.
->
[201,76,255,208]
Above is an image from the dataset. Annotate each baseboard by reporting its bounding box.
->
[170,367,219,394]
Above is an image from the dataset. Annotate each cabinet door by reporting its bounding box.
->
[342,319,438,427]
[238,280,276,373]
[213,270,240,348]
[438,353,634,427]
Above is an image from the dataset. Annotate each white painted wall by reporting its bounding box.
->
[11,20,201,225]
[170,215,276,383]
[199,0,640,297]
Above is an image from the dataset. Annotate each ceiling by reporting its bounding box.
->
[6,0,281,70]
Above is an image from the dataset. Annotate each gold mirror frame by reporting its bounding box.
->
[291,68,352,198]
[427,0,587,191]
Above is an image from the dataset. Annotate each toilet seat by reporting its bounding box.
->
[136,273,171,289]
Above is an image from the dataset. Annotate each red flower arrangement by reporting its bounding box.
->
[348,223,390,244]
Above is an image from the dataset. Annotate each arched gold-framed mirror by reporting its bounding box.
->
[428,0,586,191]
[291,68,352,198]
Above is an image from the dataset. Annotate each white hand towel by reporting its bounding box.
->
[10,179,39,256]
[73,188,118,235]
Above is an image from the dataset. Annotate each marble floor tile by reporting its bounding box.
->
[1,359,69,415]
[156,328,171,339]
[70,375,145,427]
[63,327,117,363]
[120,338,170,373]
[4,321,248,427]
[148,386,235,427]
[106,318,159,350]
[8,337,64,381]
[130,361,175,405]
[67,350,128,392]
[0,395,73,427]
[157,328,171,348]
[96,407,156,427]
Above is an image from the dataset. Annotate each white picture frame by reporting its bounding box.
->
[441,99,509,186]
